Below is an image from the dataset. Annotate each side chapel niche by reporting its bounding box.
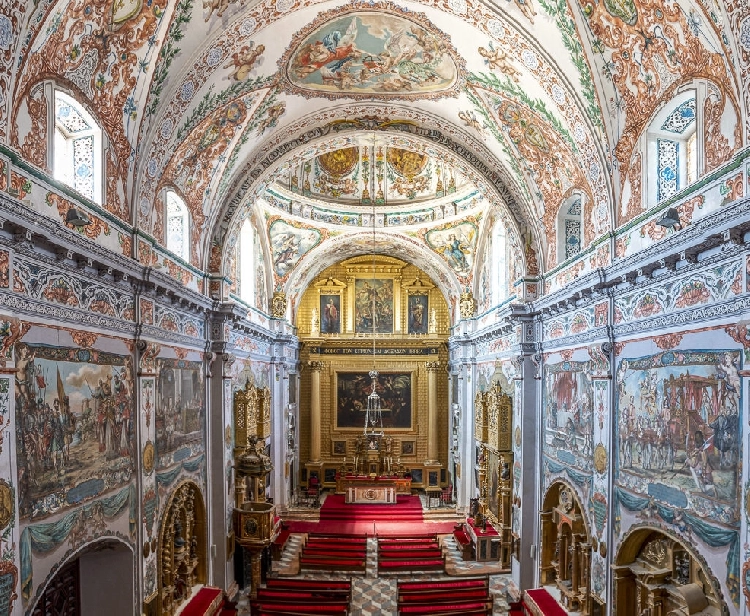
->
[474,382,513,569]
[540,482,593,615]
[157,481,207,616]
[613,530,723,616]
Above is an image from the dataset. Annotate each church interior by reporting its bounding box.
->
[0,0,749,614]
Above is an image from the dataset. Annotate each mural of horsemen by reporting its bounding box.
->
[14,343,135,520]
[543,360,594,473]
[616,350,741,510]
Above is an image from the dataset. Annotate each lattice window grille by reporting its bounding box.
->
[166,193,189,260]
[661,99,696,134]
[564,219,581,260]
[657,139,679,202]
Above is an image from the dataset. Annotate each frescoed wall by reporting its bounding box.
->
[543,359,593,474]
[615,349,741,516]
[15,341,135,521]
[155,358,205,470]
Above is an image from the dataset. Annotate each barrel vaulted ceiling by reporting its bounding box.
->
[1,0,748,302]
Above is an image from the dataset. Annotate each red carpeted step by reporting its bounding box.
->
[398,601,491,614]
[524,589,567,616]
[180,586,223,616]
[378,559,444,570]
[251,601,349,614]
[380,550,443,559]
[399,590,490,603]
[265,579,352,591]
[398,578,489,592]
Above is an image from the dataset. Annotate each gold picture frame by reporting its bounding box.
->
[332,440,347,456]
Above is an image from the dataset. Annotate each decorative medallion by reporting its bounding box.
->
[603,0,637,26]
[387,148,428,178]
[244,517,258,537]
[318,147,359,177]
[593,443,607,473]
[143,441,155,475]
[0,481,12,531]
[281,2,464,100]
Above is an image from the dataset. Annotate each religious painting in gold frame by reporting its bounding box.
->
[487,449,500,522]
[335,371,414,430]
[354,278,394,333]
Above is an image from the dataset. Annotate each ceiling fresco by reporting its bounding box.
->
[281,6,463,99]
[1,0,748,307]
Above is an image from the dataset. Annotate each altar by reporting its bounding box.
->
[337,475,412,504]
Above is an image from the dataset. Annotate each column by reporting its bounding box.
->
[308,361,323,462]
[425,361,440,464]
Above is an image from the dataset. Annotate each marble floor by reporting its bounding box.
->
[234,532,517,615]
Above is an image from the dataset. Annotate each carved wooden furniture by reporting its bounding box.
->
[540,484,591,615]
[613,531,722,616]
[473,383,513,570]
[232,382,275,598]
[158,481,206,616]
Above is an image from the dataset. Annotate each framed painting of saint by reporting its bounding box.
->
[354,278,394,334]
[335,371,413,430]
[320,294,341,334]
[408,294,428,334]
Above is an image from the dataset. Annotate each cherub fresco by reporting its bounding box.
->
[478,42,520,79]
[425,221,477,276]
[225,42,265,80]
[257,102,286,135]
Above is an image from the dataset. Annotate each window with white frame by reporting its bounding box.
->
[54,91,102,203]
[239,218,254,304]
[648,93,697,205]
[557,195,582,263]
[491,220,507,305]
[166,190,190,262]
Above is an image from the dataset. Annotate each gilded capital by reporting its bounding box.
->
[308,360,325,372]
[425,361,441,372]
[459,291,476,319]
[271,291,287,318]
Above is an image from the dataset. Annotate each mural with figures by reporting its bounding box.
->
[615,349,741,519]
[14,343,135,520]
[543,360,593,473]
[284,8,460,98]
[155,359,205,469]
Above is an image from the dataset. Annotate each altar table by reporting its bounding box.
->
[336,475,412,504]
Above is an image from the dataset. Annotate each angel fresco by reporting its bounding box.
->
[225,42,265,80]
[287,13,458,95]
[425,223,476,275]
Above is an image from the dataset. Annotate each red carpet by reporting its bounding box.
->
[284,519,459,535]
[319,494,423,521]
[524,588,567,616]
[285,493,458,535]
[180,586,223,616]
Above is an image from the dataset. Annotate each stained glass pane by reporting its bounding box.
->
[564,219,581,260]
[660,99,696,134]
[657,139,679,202]
[72,135,94,200]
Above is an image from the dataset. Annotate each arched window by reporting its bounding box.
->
[647,92,697,206]
[557,195,582,263]
[165,190,190,261]
[491,220,507,305]
[239,218,254,304]
[54,91,102,203]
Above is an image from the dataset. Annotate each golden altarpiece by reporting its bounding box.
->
[473,383,513,569]
[540,482,593,615]
[612,531,722,616]
[296,257,451,494]
[155,481,207,616]
[232,381,275,598]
